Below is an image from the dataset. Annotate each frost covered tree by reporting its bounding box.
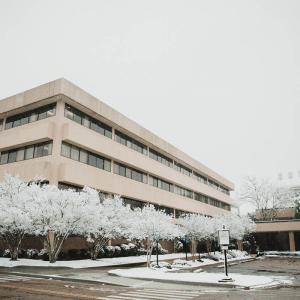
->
[129,205,181,267]
[216,213,256,250]
[240,176,294,220]
[30,185,98,263]
[179,214,216,260]
[82,195,133,260]
[0,175,33,261]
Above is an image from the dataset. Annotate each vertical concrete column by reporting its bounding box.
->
[289,231,296,252]
[49,97,65,185]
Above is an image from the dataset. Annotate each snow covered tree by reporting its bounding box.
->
[216,213,255,249]
[129,205,181,267]
[0,174,33,261]
[30,185,99,263]
[179,214,215,260]
[239,176,293,220]
[82,195,133,260]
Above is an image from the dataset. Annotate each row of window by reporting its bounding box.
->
[63,104,230,195]
[0,141,53,165]
[5,103,56,130]
[56,182,199,218]
[113,162,148,184]
[194,171,230,195]
[0,101,230,196]
[61,142,111,172]
[65,104,112,138]
[60,142,230,211]
[115,130,147,155]
[194,192,230,211]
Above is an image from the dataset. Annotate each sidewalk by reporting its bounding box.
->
[0,256,256,289]
[0,253,193,269]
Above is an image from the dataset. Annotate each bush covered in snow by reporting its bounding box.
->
[175,240,184,252]
[150,261,172,269]
[172,259,193,269]
[152,243,169,255]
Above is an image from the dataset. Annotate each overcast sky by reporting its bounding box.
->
[0,0,299,210]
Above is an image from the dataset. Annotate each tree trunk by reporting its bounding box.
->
[237,240,243,251]
[191,240,197,262]
[85,236,110,260]
[206,239,212,255]
[44,231,68,263]
[4,231,24,261]
[146,239,153,268]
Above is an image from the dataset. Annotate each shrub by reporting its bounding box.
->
[26,249,39,259]
[175,240,184,252]
[38,248,48,261]
[114,246,121,257]
[104,246,115,258]
[3,249,10,258]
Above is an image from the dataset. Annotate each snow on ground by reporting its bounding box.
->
[0,251,251,269]
[264,251,300,257]
[109,267,281,288]
[0,253,195,268]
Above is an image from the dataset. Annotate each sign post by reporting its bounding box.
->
[218,225,234,282]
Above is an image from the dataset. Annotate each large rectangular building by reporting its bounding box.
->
[0,78,234,217]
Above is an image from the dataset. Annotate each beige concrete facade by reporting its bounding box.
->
[0,78,234,217]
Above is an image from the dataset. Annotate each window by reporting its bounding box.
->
[174,185,193,199]
[25,146,34,160]
[123,197,145,209]
[0,152,8,164]
[149,175,173,192]
[34,143,52,158]
[0,120,3,131]
[16,149,25,161]
[58,182,82,192]
[29,112,38,123]
[61,142,111,172]
[79,149,88,164]
[149,148,173,168]
[115,130,147,155]
[113,162,146,183]
[64,104,112,138]
[0,141,53,165]
[174,162,192,176]
[5,103,56,130]
[88,153,97,167]
[61,143,71,158]
[194,172,207,184]
[70,147,79,161]
[194,192,209,204]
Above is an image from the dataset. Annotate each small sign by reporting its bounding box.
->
[218,229,229,246]
[221,245,228,250]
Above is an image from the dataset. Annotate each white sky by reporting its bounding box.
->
[0,0,299,211]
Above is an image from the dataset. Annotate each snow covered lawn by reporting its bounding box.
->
[0,253,194,269]
[109,267,282,288]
